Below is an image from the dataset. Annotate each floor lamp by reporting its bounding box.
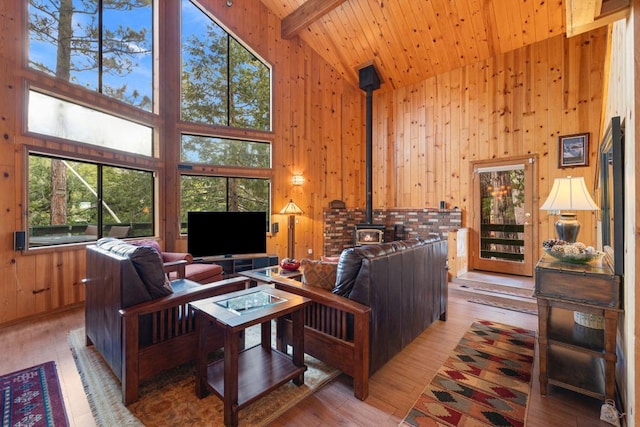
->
[280,199,303,259]
[540,176,599,243]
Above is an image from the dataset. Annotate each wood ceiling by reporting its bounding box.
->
[259,0,629,92]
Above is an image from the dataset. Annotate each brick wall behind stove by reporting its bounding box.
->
[323,208,462,256]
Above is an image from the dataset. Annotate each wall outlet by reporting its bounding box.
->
[307,248,313,255]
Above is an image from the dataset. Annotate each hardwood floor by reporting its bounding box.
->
[0,293,612,426]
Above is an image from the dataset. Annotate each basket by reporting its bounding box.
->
[573,311,605,329]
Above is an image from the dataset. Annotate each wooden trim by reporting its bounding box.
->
[633,1,640,425]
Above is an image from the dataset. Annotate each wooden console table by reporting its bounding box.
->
[535,253,622,401]
[191,285,310,427]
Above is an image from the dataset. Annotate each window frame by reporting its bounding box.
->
[26,88,155,157]
[178,172,273,235]
[180,0,273,131]
[27,0,155,111]
[20,0,275,249]
[24,147,158,251]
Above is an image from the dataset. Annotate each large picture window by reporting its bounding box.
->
[28,153,154,248]
[181,0,271,130]
[180,175,270,233]
[28,0,153,111]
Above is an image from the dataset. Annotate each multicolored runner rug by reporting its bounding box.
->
[0,361,69,427]
[401,320,535,427]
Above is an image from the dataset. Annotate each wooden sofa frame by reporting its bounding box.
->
[84,245,249,405]
[271,277,371,400]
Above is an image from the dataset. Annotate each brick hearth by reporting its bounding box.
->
[323,208,462,256]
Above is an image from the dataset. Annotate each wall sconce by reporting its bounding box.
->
[291,174,305,186]
[280,199,303,259]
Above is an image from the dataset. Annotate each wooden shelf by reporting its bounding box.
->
[547,307,605,353]
[547,345,606,399]
[205,344,306,408]
[196,254,278,278]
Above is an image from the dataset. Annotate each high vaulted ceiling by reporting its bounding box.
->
[259,0,629,92]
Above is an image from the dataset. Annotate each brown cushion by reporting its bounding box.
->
[301,259,337,290]
[169,263,223,284]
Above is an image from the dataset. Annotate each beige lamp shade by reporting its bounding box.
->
[280,199,304,215]
[540,176,599,211]
[540,176,598,243]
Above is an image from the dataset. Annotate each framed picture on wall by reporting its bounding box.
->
[559,133,589,167]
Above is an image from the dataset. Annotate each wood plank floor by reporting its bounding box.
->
[0,292,612,426]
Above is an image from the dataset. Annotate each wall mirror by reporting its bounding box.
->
[597,116,624,276]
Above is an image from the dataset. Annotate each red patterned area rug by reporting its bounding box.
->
[0,361,69,427]
[401,320,535,427]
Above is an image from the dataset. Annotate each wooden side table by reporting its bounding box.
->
[535,253,622,401]
[191,285,310,427]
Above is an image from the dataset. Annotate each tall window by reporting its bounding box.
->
[181,0,271,130]
[179,1,273,237]
[28,0,153,111]
[28,154,154,248]
[180,176,270,233]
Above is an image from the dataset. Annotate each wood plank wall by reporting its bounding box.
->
[371,28,608,260]
[0,0,608,327]
[0,0,365,325]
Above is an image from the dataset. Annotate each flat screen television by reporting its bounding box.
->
[187,211,267,258]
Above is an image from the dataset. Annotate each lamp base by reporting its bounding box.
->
[555,213,580,243]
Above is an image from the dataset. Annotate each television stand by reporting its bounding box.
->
[195,253,278,278]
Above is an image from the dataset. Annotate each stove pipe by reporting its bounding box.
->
[358,65,381,224]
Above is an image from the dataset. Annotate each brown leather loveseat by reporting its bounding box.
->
[271,236,448,400]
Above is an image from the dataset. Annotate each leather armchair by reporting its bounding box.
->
[161,250,223,283]
[132,239,223,284]
[85,239,247,404]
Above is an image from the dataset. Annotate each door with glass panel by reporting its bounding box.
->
[471,157,536,276]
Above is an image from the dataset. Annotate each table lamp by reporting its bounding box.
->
[280,199,303,259]
[540,176,598,243]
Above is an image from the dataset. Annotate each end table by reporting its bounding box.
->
[190,285,310,427]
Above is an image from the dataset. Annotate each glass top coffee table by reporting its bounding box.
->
[190,285,310,427]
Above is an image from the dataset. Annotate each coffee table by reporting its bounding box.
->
[190,285,310,427]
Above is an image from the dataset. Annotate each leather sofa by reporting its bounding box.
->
[271,236,448,400]
[84,238,248,404]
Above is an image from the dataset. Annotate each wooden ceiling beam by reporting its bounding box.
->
[565,0,629,37]
[281,0,347,39]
